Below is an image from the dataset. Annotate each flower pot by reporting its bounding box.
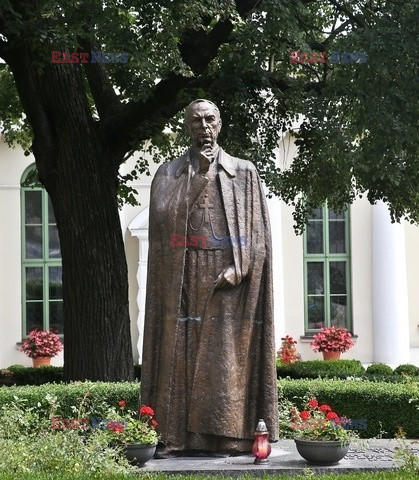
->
[123,443,157,467]
[294,439,349,465]
[32,356,51,367]
[322,351,341,361]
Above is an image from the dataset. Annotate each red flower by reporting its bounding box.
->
[109,422,125,433]
[118,399,126,408]
[151,419,158,427]
[308,399,318,408]
[139,405,155,417]
[300,410,311,420]
[319,404,332,412]
[326,411,339,419]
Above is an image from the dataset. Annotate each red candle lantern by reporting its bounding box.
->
[252,419,271,464]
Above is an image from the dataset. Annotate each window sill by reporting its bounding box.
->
[300,334,358,343]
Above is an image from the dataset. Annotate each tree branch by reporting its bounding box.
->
[105,0,262,159]
[327,0,366,28]
[80,37,121,121]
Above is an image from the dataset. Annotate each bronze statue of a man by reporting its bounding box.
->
[141,99,278,454]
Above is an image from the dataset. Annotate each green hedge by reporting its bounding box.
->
[2,380,419,439]
[0,365,142,386]
[2,361,417,387]
[276,360,366,379]
[0,382,140,419]
[278,378,419,438]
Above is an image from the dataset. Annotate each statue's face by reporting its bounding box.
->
[185,102,222,148]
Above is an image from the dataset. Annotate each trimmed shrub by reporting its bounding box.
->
[366,363,394,375]
[1,365,64,386]
[1,365,143,387]
[277,359,365,379]
[0,382,140,420]
[394,364,419,377]
[278,378,419,438]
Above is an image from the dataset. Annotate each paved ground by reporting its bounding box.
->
[143,439,418,475]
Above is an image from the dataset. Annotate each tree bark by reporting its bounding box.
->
[6,49,134,381]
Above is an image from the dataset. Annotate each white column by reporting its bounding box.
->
[128,207,150,363]
[372,201,410,364]
[135,233,148,363]
[267,194,285,352]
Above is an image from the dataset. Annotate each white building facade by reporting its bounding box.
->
[1,133,418,368]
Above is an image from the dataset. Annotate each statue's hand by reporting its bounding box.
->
[197,142,214,173]
[214,265,237,289]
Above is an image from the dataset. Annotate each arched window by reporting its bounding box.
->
[21,165,63,336]
[303,204,352,333]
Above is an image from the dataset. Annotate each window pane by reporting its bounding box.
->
[307,262,324,294]
[48,197,57,224]
[49,302,64,334]
[49,266,62,299]
[25,190,42,224]
[49,225,61,258]
[26,267,43,300]
[328,210,345,220]
[329,220,346,253]
[330,261,346,294]
[330,296,347,327]
[309,207,323,220]
[306,221,323,253]
[25,225,43,259]
[26,302,44,334]
[307,296,325,329]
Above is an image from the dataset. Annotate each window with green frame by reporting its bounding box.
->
[303,204,352,333]
[21,165,63,336]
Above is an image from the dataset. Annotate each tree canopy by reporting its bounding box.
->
[0,0,417,379]
[1,1,417,229]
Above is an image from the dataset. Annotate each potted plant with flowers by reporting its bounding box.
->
[19,328,63,367]
[310,326,354,360]
[286,396,359,465]
[277,335,301,364]
[102,401,159,467]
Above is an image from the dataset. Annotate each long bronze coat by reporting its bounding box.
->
[141,148,278,451]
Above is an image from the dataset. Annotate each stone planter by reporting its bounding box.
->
[294,439,349,465]
[123,443,157,467]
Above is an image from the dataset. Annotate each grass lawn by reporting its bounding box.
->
[0,471,417,480]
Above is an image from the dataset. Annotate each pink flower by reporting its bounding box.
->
[308,399,318,408]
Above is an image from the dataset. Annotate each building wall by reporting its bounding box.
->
[1,135,419,368]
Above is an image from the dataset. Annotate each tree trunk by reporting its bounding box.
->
[52,154,134,382]
[7,50,134,381]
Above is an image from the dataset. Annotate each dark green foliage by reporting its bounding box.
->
[0,382,140,420]
[366,363,394,375]
[277,360,365,379]
[279,378,419,439]
[393,364,419,377]
[0,366,64,386]
[0,365,143,386]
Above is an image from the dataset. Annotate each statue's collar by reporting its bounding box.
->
[175,147,236,178]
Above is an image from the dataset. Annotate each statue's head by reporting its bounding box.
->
[184,99,222,149]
